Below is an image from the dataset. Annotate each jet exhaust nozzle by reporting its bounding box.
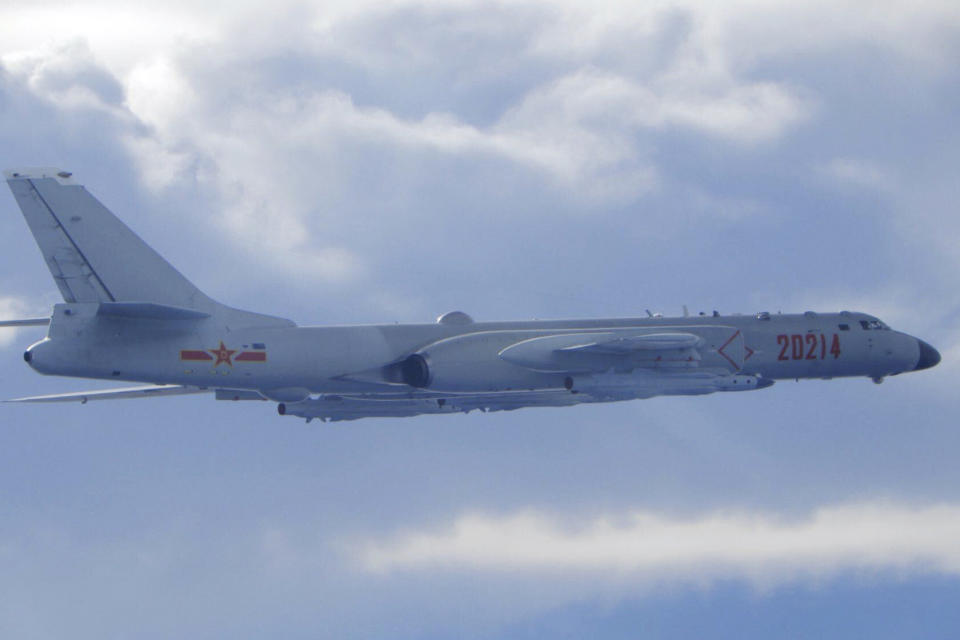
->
[400,354,431,388]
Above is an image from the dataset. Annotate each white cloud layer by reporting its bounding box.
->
[360,502,960,588]
[3,0,959,308]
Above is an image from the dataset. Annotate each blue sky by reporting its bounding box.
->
[1,1,959,637]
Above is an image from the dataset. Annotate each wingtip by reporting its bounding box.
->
[4,167,79,185]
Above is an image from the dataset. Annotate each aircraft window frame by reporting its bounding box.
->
[859,320,888,331]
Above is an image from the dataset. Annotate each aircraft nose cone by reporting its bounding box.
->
[915,340,941,371]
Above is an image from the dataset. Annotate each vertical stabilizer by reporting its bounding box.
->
[5,167,214,310]
[4,168,294,329]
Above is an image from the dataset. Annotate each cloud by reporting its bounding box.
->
[15,5,815,194]
[0,3,217,76]
[99,1,814,306]
[820,157,891,192]
[713,0,960,72]
[500,68,810,154]
[2,41,126,112]
[1,0,958,320]
[359,502,960,589]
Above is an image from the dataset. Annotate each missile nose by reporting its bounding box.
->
[915,340,941,371]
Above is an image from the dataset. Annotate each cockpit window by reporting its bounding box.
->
[838,323,850,331]
[859,320,889,330]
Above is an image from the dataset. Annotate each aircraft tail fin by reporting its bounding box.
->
[5,167,214,310]
[4,168,294,329]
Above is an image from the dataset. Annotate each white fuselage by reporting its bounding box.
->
[25,304,928,399]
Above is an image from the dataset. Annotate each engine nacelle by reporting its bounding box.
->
[388,332,563,392]
[393,349,551,391]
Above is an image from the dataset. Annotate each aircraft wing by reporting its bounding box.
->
[5,384,577,419]
[6,385,213,403]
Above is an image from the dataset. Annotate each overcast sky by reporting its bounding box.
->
[1,1,959,638]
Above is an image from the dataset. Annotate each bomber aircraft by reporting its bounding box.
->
[0,168,941,422]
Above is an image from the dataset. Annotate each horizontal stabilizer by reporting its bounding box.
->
[0,317,50,327]
[6,384,210,403]
[97,302,211,320]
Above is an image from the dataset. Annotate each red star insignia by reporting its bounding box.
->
[209,341,237,367]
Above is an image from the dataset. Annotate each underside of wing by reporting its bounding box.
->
[6,385,212,403]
